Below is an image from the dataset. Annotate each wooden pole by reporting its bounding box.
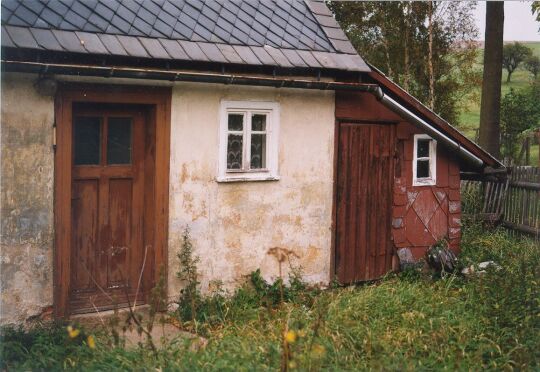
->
[525,137,530,165]
[537,129,540,167]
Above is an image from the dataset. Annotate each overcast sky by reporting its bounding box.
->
[473,1,540,41]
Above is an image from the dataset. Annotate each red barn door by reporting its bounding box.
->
[335,123,395,283]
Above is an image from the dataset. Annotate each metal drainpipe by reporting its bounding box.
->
[2,59,485,168]
[372,87,484,169]
[0,60,381,93]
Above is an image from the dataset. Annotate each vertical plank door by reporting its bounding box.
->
[335,123,396,283]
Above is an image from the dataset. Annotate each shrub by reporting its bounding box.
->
[176,227,202,323]
[0,322,95,370]
[500,84,540,162]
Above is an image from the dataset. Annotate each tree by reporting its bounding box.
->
[478,1,504,159]
[533,2,540,27]
[525,55,540,79]
[500,85,540,162]
[328,1,479,125]
[502,42,533,83]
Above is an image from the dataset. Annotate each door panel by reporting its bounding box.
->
[71,179,99,292]
[335,123,395,283]
[107,178,132,288]
[70,107,147,314]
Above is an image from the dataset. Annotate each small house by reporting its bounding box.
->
[0,0,502,323]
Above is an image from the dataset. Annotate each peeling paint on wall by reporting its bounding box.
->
[167,83,335,298]
[0,74,336,323]
[1,73,55,325]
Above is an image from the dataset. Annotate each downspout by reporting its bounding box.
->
[372,87,484,169]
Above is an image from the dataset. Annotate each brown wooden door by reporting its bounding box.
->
[70,106,148,313]
[335,123,395,283]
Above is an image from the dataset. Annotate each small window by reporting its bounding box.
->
[413,134,436,186]
[107,117,132,165]
[218,101,279,182]
[73,116,102,165]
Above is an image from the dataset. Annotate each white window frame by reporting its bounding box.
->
[217,100,280,182]
[413,134,437,186]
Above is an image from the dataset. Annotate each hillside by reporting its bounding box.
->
[458,41,540,164]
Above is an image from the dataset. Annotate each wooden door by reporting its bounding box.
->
[70,106,148,313]
[335,123,395,283]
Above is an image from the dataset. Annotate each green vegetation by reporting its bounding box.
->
[1,225,539,371]
[500,83,540,161]
[502,42,533,83]
[329,1,479,125]
[460,42,540,132]
[459,41,540,164]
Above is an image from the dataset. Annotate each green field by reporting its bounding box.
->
[458,42,540,164]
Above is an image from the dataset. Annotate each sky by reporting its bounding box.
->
[473,1,540,41]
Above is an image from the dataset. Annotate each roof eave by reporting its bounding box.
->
[365,63,503,170]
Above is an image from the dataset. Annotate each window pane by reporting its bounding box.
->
[250,134,266,169]
[107,117,132,165]
[417,139,430,158]
[228,114,243,131]
[74,116,101,165]
[252,114,266,131]
[417,159,430,178]
[227,134,243,170]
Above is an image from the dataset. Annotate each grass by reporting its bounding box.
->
[458,42,540,165]
[2,224,539,371]
[459,42,540,162]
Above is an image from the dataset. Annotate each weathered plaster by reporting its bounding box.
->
[0,73,336,322]
[168,83,335,298]
[1,73,55,324]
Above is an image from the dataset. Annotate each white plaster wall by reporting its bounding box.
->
[1,73,55,324]
[168,83,336,297]
[0,73,336,322]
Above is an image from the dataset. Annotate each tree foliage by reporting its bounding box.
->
[502,42,533,83]
[500,83,540,161]
[533,2,540,27]
[328,1,480,124]
[525,55,540,79]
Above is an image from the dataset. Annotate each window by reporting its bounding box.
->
[218,101,279,182]
[413,134,437,186]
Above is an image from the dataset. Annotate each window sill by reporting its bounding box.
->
[216,174,280,183]
[413,179,436,187]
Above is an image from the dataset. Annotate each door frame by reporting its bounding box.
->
[330,119,398,283]
[54,83,171,318]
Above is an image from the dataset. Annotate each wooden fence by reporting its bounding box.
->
[461,166,540,240]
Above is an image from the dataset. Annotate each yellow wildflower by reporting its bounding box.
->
[312,344,326,357]
[285,330,296,344]
[288,360,297,369]
[67,325,80,339]
[87,335,96,349]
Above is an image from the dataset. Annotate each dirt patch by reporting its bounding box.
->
[71,307,206,349]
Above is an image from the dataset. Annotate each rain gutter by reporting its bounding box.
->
[2,59,485,168]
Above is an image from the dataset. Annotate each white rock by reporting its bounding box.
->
[461,261,500,276]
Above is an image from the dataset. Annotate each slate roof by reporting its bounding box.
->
[1,0,369,72]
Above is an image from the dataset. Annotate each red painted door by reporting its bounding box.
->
[70,105,147,313]
[335,123,395,283]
